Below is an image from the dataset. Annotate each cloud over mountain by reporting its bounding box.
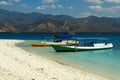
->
[0,9,120,33]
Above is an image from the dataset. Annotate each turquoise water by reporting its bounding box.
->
[1,33,120,80]
[21,40,120,80]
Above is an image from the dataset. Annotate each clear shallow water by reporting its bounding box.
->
[1,33,120,80]
[21,46,120,80]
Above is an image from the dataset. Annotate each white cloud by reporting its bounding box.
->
[77,12,96,18]
[69,6,74,10]
[0,0,21,6]
[84,0,120,4]
[89,5,120,17]
[58,4,63,8]
[21,4,27,7]
[107,6,120,13]
[105,0,120,4]
[104,6,120,17]
[36,4,63,10]
[36,4,64,10]
[50,4,57,8]
[89,5,103,10]
[13,0,21,2]
[83,0,103,4]
[0,1,11,5]
[36,6,45,10]
[89,5,120,12]
[42,0,58,3]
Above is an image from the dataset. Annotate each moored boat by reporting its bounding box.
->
[52,38,113,52]
[26,40,78,47]
[26,35,78,47]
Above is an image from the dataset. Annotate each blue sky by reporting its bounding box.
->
[0,0,120,18]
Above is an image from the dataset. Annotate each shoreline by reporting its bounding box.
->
[0,39,110,80]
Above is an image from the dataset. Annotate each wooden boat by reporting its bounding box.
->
[26,40,78,47]
[52,38,113,52]
[26,35,79,47]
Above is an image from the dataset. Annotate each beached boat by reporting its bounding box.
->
[26,35,78,47]
[52,38,113,52]
[26,40,78,47]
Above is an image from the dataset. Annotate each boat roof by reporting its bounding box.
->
[76,37,108,40]
[54,35,72,39]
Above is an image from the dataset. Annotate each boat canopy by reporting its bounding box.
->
[54,35,72,40]
[76,37,109,43]
[77,37,108,40]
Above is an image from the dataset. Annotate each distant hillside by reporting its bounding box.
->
[0,9,120,33]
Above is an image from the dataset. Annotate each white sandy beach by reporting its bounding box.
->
[0,40,110,80]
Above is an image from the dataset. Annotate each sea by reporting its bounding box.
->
[0,33,120,80]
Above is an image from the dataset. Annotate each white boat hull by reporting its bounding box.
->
[52,43,113,52]
[67,43,113,50]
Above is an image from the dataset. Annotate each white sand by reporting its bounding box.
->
[0,40,110,80]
